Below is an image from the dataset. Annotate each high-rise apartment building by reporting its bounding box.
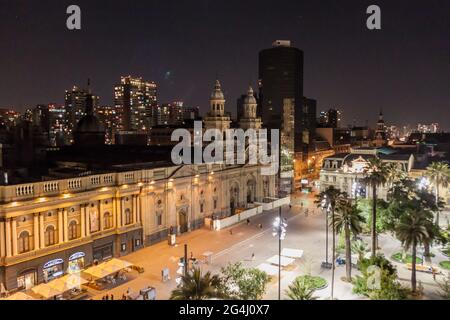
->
[65,86,99,132]
[114,76,157,132]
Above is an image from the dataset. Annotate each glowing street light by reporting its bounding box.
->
[272,209,287,300]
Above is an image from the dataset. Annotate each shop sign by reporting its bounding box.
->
[43,258,64,269]
[69,252,85,261]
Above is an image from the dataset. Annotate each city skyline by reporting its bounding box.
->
[0,0,448,129]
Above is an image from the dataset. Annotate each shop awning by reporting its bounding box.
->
[31,283,65,299]
[82,258,133,279]
[1,292,37,300]
[31,274,88,299]
[47,274,88,292]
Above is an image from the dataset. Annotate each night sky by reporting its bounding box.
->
[0,0,449,129]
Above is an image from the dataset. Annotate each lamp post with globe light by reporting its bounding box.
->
[272,208,287,300]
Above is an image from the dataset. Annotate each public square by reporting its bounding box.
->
[88,191,448,300]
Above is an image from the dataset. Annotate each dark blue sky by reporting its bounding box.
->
[0,0,449,129]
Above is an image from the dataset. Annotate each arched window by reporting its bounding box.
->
[68,220,80,240]
[125,209,132,225]
[18,231,31,254]
[104,212,113,229]
[45,225,56,247]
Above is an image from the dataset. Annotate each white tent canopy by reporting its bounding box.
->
[1,292,37,300]
[281,248,304,259]
[266,255,295,267]
[32,283,65,299]
[82,258,133,280]
[256,263,279,276]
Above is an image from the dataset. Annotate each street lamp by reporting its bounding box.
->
[272,207,287,300]
[320,196,332,269]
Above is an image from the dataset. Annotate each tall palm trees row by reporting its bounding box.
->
[316,160,449,297]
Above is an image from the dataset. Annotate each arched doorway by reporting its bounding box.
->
[178,210,188,233]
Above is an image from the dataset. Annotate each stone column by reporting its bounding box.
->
[11,219,18,256]
[117,198,123,228]
[85,205,91,237]
[5,219,12,257]
[63,209,68,242]
[80,205,86,238]
[39,214,45,248]
[33,214,40,251]
[137,195,142,224]
[0,221,5,258]
[132,195,137,224]
[58,209,63,244]
[99,200,104,231]
[112,197,117,228]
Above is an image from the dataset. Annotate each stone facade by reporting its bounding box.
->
[0,163,275,290]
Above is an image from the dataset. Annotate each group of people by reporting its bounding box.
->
[101,294,114,300]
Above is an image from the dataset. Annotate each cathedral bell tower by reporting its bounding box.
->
[204,80,231,133]
[239,86,262,130]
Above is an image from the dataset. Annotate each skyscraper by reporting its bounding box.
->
[65,86,99,132]
[258,40,304,153]
[114,76,157,132]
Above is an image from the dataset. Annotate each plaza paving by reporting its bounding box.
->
[90,192,449,300]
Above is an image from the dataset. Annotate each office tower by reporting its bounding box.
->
[65,86,99,132]
[114,76,157,132]
[258,40,304,153]
[303,97,317,150]
[154,104,170,126]
[183,106,200,121]
[169,101,184,125]
[318,108,341,128]
[96,106,120,144]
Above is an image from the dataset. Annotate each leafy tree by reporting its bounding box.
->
[333,199,365,281]
[285,277,318,300]
[387,178,441,262]
[436,273,450,300]
[315,186,346,299]
[363,157,389,257]
[426,162,450,226]
[357,198,389,234]
[170,267,225,300]
[218,262,270,300]
[352,254,407,300]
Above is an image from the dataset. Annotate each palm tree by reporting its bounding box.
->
[396,210,431,294]
[351,238,368,263]
[315,186,345,299]
[386,162,406,188]
[363,157,388,257]
[170,267,224,300]
[333,198,365,281]
[285,277,318,300]
[426,162,450,226]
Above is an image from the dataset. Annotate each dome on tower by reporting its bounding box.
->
[210,80,225,100]
[244,86,257,105]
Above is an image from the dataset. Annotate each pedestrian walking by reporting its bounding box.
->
[246,219,250,225]
[229,229,233,235]
[258,223,263,229]
[111,294,114,300]
[251,253,255,261]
